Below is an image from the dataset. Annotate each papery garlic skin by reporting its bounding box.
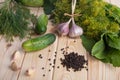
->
[12,51,21,61]
[69,18,83,38]
[57,19,71,36]
[10,61,21,71]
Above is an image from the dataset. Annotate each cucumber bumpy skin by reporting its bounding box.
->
[22,33,56,52]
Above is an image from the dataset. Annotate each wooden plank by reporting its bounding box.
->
[110,0,120,7]
[0,37,8,68]
[52,36,69,80]
[88,55,102,80]
[105,0,111,3]
[116,68,120,80]
[0,0,4,3]
[103,64,118,80]
[0,37,8,80]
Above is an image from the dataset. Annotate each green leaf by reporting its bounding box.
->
[106,33,120,50]
[81,35,96,53]
[91,39,106,59]
[105,3,120,24]
[43,0,55,14]
[107,49,120,67]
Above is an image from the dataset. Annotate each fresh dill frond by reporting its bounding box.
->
[0,0,36,41]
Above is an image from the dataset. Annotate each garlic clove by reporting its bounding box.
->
[69,18,83,38]
[57,19,71,36]
[11,50,21,61]
[10,61,21,71]
[57,23,69,36]
[69,24,83,38]
[25,67,35,76]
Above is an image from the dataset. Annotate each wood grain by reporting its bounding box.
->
[0,0,120,80]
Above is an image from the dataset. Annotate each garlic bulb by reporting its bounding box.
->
[69,18,83,38]
[57,19,71,36]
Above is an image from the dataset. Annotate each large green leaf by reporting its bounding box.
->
[107,49,120,67]
[91,39,106,59]
[91,32,120,67]
[81,35,96,53]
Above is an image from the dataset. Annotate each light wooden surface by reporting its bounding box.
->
[0,0,120,80]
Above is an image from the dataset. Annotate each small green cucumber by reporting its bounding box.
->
[35,14,48,34]
[15,0,44,7]
[22,33,56,52]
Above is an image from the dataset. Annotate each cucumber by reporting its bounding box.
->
[22,33,56,52]
[35,14,48,34]
[15,0,44,7]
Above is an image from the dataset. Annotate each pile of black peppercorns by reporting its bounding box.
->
[61,52,88,72]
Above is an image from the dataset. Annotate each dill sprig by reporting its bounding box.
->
[0,0,36,41]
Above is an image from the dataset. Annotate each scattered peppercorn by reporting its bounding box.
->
[66,52,68,54]
[39,54,43,59]
[84,66,87,68]
[6,43,12,48]
[53,59,56,64]
[57,66,60,69]
[55,51,57,54]
[42,67,44,70]
[86,68,88,71]
[43,74,45,77]
[60,58,62,61]
[86,60,88,66]
[61,52,88,72]
[49,63,52,65]
[66,46,69,49]
[49,69,51,72]
[48,58,51,61]
[62,51,65,54]
[39,54,41,56]
[52,66,55,68]
[74,40,76,43]
[48,50,51,52]
[61,48,64,51]
[54,55,57,57]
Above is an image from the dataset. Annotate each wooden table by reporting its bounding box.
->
[0,0,120,80]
